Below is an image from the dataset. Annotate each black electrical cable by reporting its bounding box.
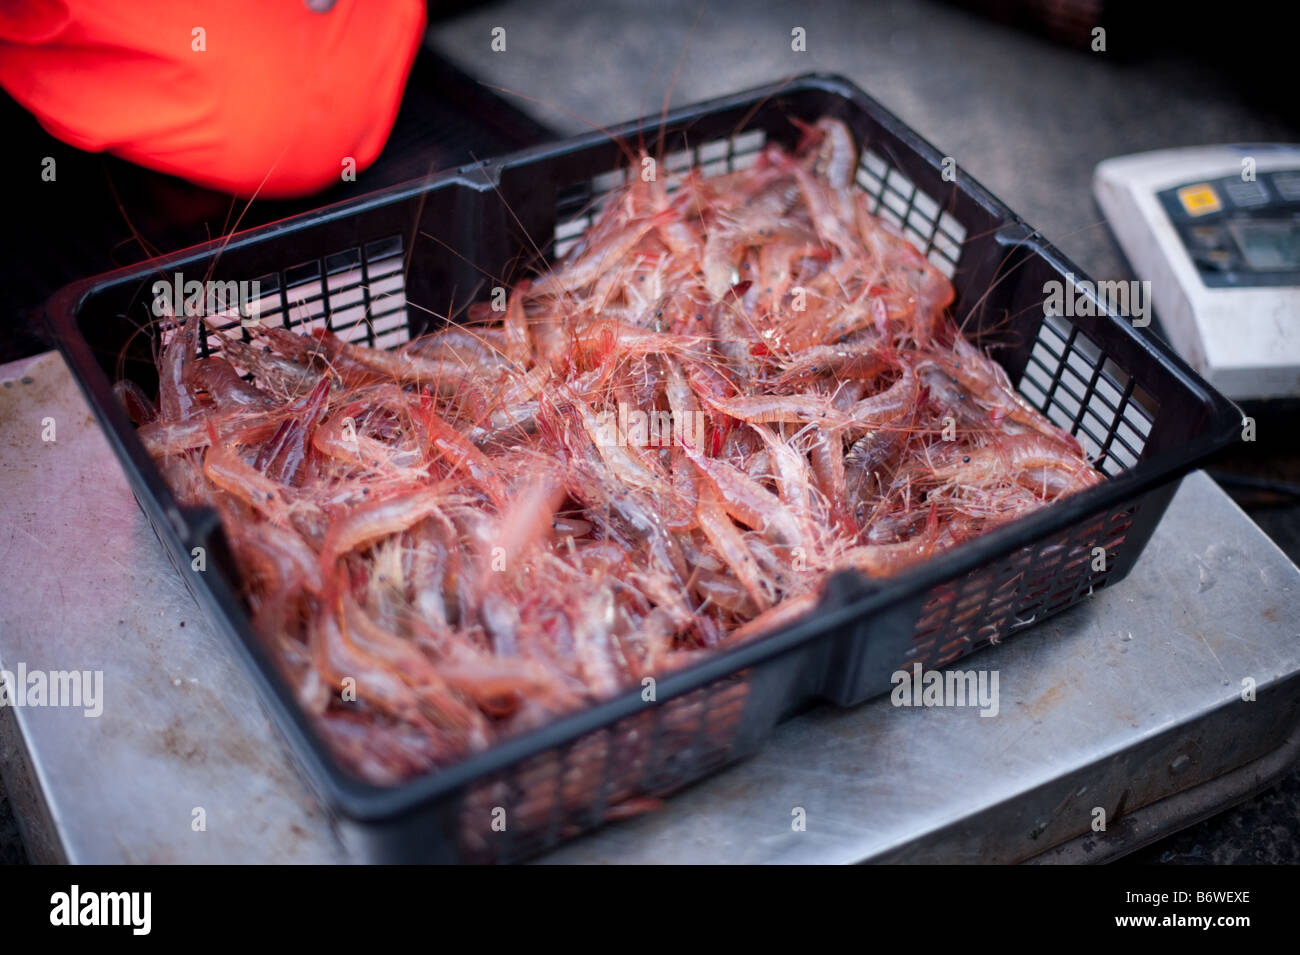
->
[1207,470,1300,500]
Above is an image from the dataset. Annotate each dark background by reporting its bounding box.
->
[1,0,1296,863]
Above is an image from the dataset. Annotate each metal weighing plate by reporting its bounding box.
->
[1,351,1298,864]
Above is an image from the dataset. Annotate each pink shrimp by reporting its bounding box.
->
[700,389,848,427]
[156,314,203,421]
[253,376,331,487]
[694,485,777,611]
[203,441,299,527]
[189,356,275,411]
[928,433,1101,497]
[722,589,819,645]
[317,486,451,576]
[774,338,889,390]
[683,443,804,549]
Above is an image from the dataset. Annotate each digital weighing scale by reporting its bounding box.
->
[1094,144,1300,400]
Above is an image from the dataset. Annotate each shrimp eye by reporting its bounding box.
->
[962,455,971,463]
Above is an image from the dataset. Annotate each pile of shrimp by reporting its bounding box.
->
[118,118,1101,785]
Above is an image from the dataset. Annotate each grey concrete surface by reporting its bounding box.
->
[428,0,1296,286]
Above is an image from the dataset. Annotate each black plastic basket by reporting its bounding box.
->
[47,74,1241,863]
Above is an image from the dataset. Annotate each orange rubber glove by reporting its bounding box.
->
[0,0,426,197]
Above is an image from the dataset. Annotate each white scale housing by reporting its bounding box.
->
[1093,144,1300,400]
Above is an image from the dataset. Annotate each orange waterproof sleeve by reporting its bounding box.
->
[0,0,427,197]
